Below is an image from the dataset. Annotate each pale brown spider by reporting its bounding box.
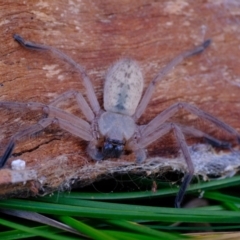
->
[1,34,239,207]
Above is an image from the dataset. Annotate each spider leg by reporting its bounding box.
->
[133,122,231,153]
[0,101,91,133]
[51,117,92,141]
[0,102,93,167]
[172,124,194,208]
[134,39,211,120]
[130,123,194,207]
[141,102,240,143]
[13,34,101,115]
[49,90,94,122]
[175,174,193,208]
[129,123,172,163]
[179,124,231,148]
[137,123,172,149]
[131,101,240,207]
[0,118,52,168]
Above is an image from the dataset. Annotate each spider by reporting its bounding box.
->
[0,34,239,207]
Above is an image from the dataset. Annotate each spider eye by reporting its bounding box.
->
[102,138,124,159]
[114,144,124,158]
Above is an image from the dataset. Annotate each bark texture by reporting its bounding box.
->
[0,0,240,197]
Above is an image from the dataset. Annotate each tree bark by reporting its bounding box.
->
[0,0,240,197]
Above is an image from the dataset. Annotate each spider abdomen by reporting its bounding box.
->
[104,58,144,116]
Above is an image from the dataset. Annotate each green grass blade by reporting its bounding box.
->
[0,226,62,240]
[204,192,240,205]
[59,216,116,240]
[41,194,240,220]
[107,219,185,240]
[53,175,240,200]
[1,198,240,223]
[101,230,163,240]
[0,218,79,240]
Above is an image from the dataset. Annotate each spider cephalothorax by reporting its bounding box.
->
[1,34,239,207]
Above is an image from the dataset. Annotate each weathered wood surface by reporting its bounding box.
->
[0,0,240,197]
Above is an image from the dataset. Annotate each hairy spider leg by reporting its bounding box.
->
[0,118,52,168]
[141,102,240,142]
[130,101,240,206]
[179,124,231,148]
[129,122,194,207]
[49,90,94,122]
[13,34,100,115]
[0,102,93,167]
[172,124,194,208]
[134,39,211,121]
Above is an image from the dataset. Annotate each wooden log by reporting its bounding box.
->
[0,0,240,197]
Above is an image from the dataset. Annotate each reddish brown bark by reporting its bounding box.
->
[0,0,240,197]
